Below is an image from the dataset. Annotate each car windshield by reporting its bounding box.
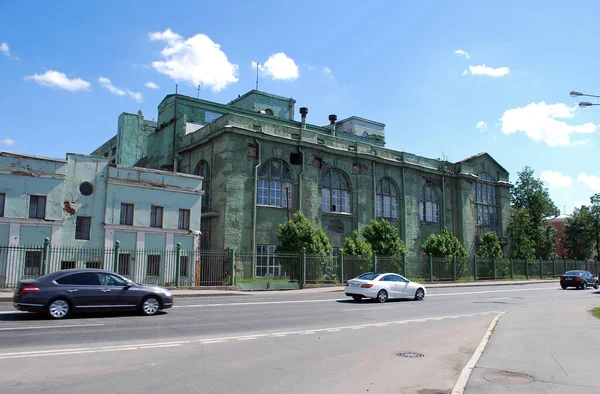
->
[564,271,582,276]
[357,273,380,281]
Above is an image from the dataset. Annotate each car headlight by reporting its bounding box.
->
[162,290,172,297]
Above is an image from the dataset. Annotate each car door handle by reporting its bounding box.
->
[67,289,78,293]
[101,289,111,293]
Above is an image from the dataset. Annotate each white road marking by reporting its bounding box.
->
[0,323,104,331]
[0,311,502,360]
[428,287,554,297]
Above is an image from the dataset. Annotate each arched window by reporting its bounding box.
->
[474,172,499,235]
[257,159,293,208]
[419,185,439,223]
[322,169,351,213]
[194,161,210,211]
[376,178,399,219]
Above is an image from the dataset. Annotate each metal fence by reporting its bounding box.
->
[2,242,600,289]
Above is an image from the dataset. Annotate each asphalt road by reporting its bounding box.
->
[0,283,596,393]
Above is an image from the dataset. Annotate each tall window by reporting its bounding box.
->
[120,203,134,225]
[376,178,399,219]
[179,255,189,277]
[147,255,161,277]
[257,159,293,208]
[256,245,282,277]
[75,217,91,240]
[29,195,46,219]
[322,169,351,213]
[194,161,211,212]
[179,209,191,230]
[150,205,163,228]
[419,185,440,223]
[0,193,5,217]
[24,251,42,276]
[474,172,499,235]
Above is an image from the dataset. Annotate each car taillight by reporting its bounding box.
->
[360,284,373,288]
[21,285,40,294]
[576,277,581,281]
[344,282,349,286]
[560,276,564,281]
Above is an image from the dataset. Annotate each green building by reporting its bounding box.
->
[93,90,511,264]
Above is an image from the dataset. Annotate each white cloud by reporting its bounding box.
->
[149,28,238,92]
[500,102,597,147]
[145,82,160,89]
[577,173,600,191]
[252,52,299,81]
[0,42,17,59]
[573,201,585,210]
[98,77,143,102]
[24,70,91,92]
[0,138,15,146]
[465,64,510,77]
[476,121,487,132]
[454,49,471,59]
[322,66,333,78]
[540,170,572,188]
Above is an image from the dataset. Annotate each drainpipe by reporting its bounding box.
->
[173,153,179,172]
[298,107,308,213]
[442,173,446,228]
[401,165,407,244]
[251,138,262,255]
[372,161,376,219]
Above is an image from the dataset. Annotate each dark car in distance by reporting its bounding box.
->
[559,270,599,290]
[13,269,173,319]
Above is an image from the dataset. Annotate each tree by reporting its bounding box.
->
[476,232,503,259]
[276,211,331,255]
[508,166,558,259]
[361,219,407,256]
[589,194,600,260]
[507,209,536,259]
[563,206,595,260]
[421,227,467,258]
[342,230,372,258]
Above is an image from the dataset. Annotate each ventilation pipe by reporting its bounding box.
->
[329,114,337,137]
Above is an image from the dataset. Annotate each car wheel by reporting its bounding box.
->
[582,282,587,290]
[414,288,425,301]
[48,298,70,319]
[141,296,161,316]
[561,284,567,289]
[595,282,599,290]
[352,295,362,301]
[376,290,388,303]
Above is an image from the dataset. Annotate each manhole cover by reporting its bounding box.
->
[396,352,424,358]
[483,370,533,384]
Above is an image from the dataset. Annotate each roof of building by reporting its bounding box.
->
[0,151,67,163]
[459,152,509,174]
[226,89,296,106]
[545,214,572,222]
[335,116,386,127]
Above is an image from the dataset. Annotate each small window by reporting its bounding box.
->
[118,254,131,276]
[120,203,134,225]
[98,273,127,287]
[29,195,46,219]
[56,272,100,285]
[0,193,5,217]
[79,182,94,196]
[180,256,189,277]
[147,255,161,276]
[264,108,274,116]
[419,185,440,223]
[75,217,91,240]
[85,261,102,269]
[179,209,191,230]
[61,261,77,270]
[150,206,163,228]
[24,251,42,276]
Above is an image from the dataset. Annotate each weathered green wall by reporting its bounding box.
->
[228,90,295,121]
[20,226,52,245]
[114,231,137,249]
[0,225,8,245]
[116,113,156,166]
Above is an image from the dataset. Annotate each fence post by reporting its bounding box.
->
[474,256,478,281]
[229,248,236,286]
[372,252,377,273]
[338,253,344,283]
[525,258,529,279]
[510,258,514,280]
[539,258,543,279]
[113,240,120,273]
[429,254,433,282]
[493,257,497,280]
[41,237,50,275]
[174,243,181,287]
[552,258,556,278]
[452,256,457,281]
[563,257,567,274]
[403,254,407,278]
[301,247,307,288]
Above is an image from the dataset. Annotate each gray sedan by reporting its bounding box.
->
[13,269,173,319]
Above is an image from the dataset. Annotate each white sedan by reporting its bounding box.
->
[344,272,426,303]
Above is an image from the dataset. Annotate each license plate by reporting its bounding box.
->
[350,283,358,287]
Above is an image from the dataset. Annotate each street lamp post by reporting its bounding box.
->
[570,91,600,108]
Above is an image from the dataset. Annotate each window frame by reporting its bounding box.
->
[178,209,191,230]
[321,169,351,214]
[24,251,43,276]
[257,159,293,209]
[75,216,91,240]
[473,172,500,236]
[0,192,5,217]
[147,255,161,277]
[120,203,134,226]
[28,195,46,219]
[376,178,399,220]
[150,205,164,228]
[419,185,440,223]
[255,244,282,277]
[179,255,189,277]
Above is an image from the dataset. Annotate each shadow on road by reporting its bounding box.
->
[335,298,413,304]
[0,310,167,321]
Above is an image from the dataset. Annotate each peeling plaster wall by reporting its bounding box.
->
[116,113,156,166]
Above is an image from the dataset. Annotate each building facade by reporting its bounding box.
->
[0,151,203,284]
[93,90,512,263]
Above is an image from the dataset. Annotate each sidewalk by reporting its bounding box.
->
[462,295,600,393]
[0,279,557,302]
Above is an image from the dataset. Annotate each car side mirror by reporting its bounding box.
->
[125,280,133,288]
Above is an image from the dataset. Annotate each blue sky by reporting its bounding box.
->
[1,0,599,215]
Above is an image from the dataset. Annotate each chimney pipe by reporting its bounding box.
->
[329,114,337,136]
[300,107,308,129]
